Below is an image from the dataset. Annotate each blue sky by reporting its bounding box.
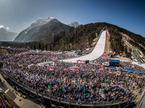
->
[0,0,145,36]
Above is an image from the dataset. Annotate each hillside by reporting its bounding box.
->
[11,20,145,59]
[47,22,145,56]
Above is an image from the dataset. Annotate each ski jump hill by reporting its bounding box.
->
[61,30,108,63]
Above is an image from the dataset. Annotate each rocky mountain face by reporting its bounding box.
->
[0,27,17,41]
[15,17,73,43]
[13,18,145,58]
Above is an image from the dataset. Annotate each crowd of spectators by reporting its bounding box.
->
[0,47,145,105]
[0,47,79,65]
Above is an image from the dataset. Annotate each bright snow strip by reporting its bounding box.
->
[61,30,107,63]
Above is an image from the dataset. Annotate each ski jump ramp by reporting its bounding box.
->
[61,30,107,63]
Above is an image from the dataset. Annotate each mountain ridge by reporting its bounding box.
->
[0,27,17,41]
[9,18,145,59]
[15,18,73,43]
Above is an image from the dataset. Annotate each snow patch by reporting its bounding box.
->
[0,25,10,30]
[31,17,56,27]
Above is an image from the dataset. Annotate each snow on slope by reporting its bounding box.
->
[61,30,107,63]
[24,17,56,34]
[31,17,56,27]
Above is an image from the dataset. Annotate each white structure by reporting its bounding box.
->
[61,30,107,63]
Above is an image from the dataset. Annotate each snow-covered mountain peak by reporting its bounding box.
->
[31,17,57,27]
[0,25,10,31]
